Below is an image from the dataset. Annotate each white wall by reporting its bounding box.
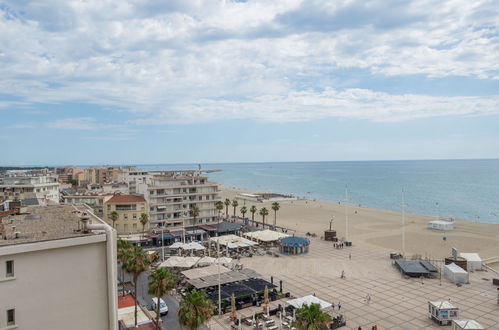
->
[0,241,110,330]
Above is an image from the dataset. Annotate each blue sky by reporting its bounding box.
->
[1,0,499,166]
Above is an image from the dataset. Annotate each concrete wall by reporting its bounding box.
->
[0,240,110,330]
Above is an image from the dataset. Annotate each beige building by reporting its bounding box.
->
[137,171,220,229]
[104,195,148,234]
[0,205,118,330]
[83,166,120,185]
[0,174,60,204]
[63,193,113,216]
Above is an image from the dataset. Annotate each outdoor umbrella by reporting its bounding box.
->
[230,293,237,320]
[263,285,269,312]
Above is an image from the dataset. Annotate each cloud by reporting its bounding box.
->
[0,0,498,124]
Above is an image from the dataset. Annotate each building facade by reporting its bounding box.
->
[0,174,60,204]
[63,193,113,217]
[104,194,148,234]
[137,171,220,229]
[0,205,118,330]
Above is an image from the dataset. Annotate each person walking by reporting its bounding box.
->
[332,302,335,310]
[338,302,341,311]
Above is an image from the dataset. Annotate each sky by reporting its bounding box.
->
[1,0,499,166]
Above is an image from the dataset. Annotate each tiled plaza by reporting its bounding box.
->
[207,237,499,329]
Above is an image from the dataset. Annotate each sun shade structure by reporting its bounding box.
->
[427,220,454,230]
[394,260,438,277]
[159,256,200,268]
[168,242,205,250]
[287,295,332,309]
[181,265,231,279]
[204,278,276,303]
[459,253,483,271]
[279,236,310,255]
[244,229,290,242]
[209,235,257,248]
[187,268,261,289]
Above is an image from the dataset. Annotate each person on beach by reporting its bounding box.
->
[332,302,335,310]
[341,270,345,279]
[338,302,341,311]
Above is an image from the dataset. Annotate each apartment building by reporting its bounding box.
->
[83,166,120,185]
[137,171,220,229]
[104,194,148,234]
[0,174,60,204]
[118,167,152,194]
[63,193,113,216]
[0,205,118,330]
[55,166,83,183]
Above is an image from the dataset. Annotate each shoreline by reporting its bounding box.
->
[219,185,499,259]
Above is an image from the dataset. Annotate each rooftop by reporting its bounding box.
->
[106,194,146,204]
[0,204,107,247]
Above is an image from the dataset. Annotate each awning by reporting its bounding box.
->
[287,295,332,309]
[199,225,217,232]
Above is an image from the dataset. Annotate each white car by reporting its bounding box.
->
[152,297,168,315]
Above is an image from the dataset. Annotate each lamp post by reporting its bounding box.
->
[161,225,165,262]
[329,216,335,231]
[217,212,222,315]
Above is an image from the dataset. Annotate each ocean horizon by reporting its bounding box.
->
[136,159,499,224]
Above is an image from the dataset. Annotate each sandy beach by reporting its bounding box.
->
[220,186,499,259]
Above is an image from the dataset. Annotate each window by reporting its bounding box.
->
[124,224,128,232]
[6,260,14,277]
[132,213,137,219]
[132,224,137,231]
[7,309,15,326]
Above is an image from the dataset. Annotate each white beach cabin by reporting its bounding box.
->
[428,301,459,326]
[443,263,469,284]
[452,320,485,330]
[427,220,454,231]
[459,253,483,271]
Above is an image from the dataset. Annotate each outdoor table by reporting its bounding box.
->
[265,320,275,325]
[268,326,278,330]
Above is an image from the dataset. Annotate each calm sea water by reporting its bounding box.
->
[139,160,499,224]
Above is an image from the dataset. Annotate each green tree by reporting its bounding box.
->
[125,246,150,327]
[250,205,257,222]
[117,240,133,297]
[178,289,214,330]
[224,198,231,217]
[259,207,269,228]
[215,201,224,216]
[190,205,200,224]
[295,303,331,330]
[240,206,248,219]
[140,213,149,238]
[271,202,280,227]
[110,211,118,229]
[148,268,176,330]
[231,199,239,217]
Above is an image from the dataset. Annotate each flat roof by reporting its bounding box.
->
[0,204,107,247]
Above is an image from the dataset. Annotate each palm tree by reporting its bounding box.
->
[124,246,150,327]
[271,202,280,227]
[190,205,200,224]
[117,240,133,297]
[215,201,224,216]
[250,205,257,223]
[295,303,331,330]
[231,199,239,218]
[240,206,247,219]
[110,211,118,229]
[224,198,231,217]
[178,289,214,330]
[259,207,269,228]
[140,213,149,238]
[148,268,176,330]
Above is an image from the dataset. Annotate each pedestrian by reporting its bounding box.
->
[366,294,371,304]
[334,243,336,248]
[338,302,341,311]
[349,253,351,260]
[332,302,335,310]
[358,327,362,330]
[313,292,316,296]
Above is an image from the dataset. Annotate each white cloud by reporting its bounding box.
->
[0,0,498,123]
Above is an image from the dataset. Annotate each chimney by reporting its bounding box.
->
[80,214,91,233]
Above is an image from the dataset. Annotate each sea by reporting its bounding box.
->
[139,159,499,224]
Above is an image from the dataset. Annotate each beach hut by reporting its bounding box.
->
[443,263,469,284]
[459,253,483,271]
[427,220,454,231]
[279,236,310,255]
[428,301,459,325]
[452,320,485,330]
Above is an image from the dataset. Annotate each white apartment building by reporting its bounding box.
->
[0,175,60,204]
[0,205,118,330]
[118,167,151,194]
[137,171,220,229]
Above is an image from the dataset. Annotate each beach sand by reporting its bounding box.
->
[220,186,499,259]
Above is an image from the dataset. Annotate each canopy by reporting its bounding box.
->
[427,220,454,231]
[169,242,205,250]
[459,253,482,271]
[181,265,231,279]
[429,301,457,309]
[452,320,485,329]
[443,263,469,284]
[287,295,332,309]
[244,229,290,242]
[160,256,200,268]
[209,235,257,248]
[280,236,309,247]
